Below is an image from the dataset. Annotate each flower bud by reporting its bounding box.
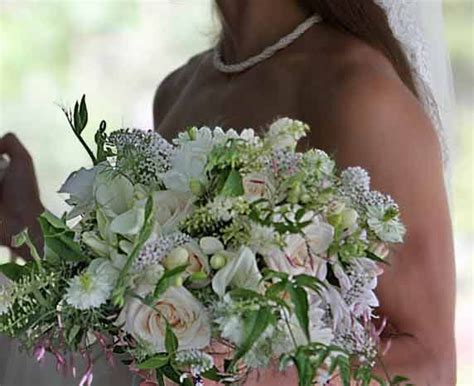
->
[189,178,204,196]
[327,213,342,227]
[210,253,227,270]
[370,242,390,259]
[189,271,208,282]
[341,208,359,229]
[300,193,311,203]
[173,275,184,287]
[163,247,189,270]
[199,236,224,255]
[328,201,346,215]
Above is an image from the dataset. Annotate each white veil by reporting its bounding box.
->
[376,0,456,186]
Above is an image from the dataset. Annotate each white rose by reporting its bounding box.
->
[264,217,333,278]
[118,286,211,353]
[153,191,194,234]
[212,247,262,297]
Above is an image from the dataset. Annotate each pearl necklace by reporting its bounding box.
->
[213,14,322,74]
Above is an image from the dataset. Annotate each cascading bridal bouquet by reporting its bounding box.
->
[0,96,410,386]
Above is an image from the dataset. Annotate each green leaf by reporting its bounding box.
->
[11,229,42,263]
[265,281,288,298]
[289,285,310,342]
[293,350,316,386]
[73,95,88,135]
[66,325,82,346]
[294,274,326,294]
[0,263,27,281]
[41,210,69,230]
[79,94,88,129]
[113,196,155,306]
[220,169,244,197]
[366,250,390,265]
[160,364,190,385]
[156,370,165,386]
[228,288,267,302]
[337,356,351,386]
[165,322,178,353]
[228,306,275,370]
[391,375,411,385]
[137,354,169,370]
[153,264,188,299]
[201,367,225,382]
[261,268,290,282]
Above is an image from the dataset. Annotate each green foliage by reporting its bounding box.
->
[38,211,88,263]
[0,262,28,281]
[152,264,188,299]
[61,95,97,164]
[288,285,310,341]
[112,196,155,307]
[165,322,179,353]
[220,169,244,197]
[226,305,275,371]
[137,353,169,370]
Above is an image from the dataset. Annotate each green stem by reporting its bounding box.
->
[376,353,393,385]
[63,109,97,164]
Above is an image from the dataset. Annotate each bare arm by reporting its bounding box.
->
[0,134,44,260]
[305,69,456,384]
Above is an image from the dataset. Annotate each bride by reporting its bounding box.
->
[0,0,456,385]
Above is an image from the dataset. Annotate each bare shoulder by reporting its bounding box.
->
[153,49,212,129]
[302,27,443,171]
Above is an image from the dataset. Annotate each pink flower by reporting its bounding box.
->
[33,344,46,363]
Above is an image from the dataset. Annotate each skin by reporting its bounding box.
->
[0,0,456,384]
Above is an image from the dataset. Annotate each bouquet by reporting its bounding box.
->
[0,96,409,386]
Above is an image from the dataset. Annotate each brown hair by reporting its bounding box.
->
[299,0,418,97]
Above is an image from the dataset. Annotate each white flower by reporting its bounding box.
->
[265,216,333,278]
[275,300,333,356]
[154,190,194,234]
[162,127,217,193]
[248,223,278,255]
[212,247,262,297]
[267,117,308,150]
[367,204,405,243]
[242,172,274,202]
[81,231,110,257]
[94,173,135,218]
[129,264,165,296]
[321,285,351,330]
[59,164,103,218]
[109,198,147,236]
[118,286,211,353]
[65,259,118,310]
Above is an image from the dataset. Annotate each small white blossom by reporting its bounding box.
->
[65,259,118,310]
[367,203,406,243]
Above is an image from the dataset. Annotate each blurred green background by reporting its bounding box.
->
[0,0,472,383]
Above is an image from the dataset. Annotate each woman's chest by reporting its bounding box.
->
[156,64,310,140]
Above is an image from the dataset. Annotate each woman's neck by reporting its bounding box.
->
[215,0,311,62]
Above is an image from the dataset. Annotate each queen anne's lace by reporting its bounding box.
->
[376,0,449,167]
